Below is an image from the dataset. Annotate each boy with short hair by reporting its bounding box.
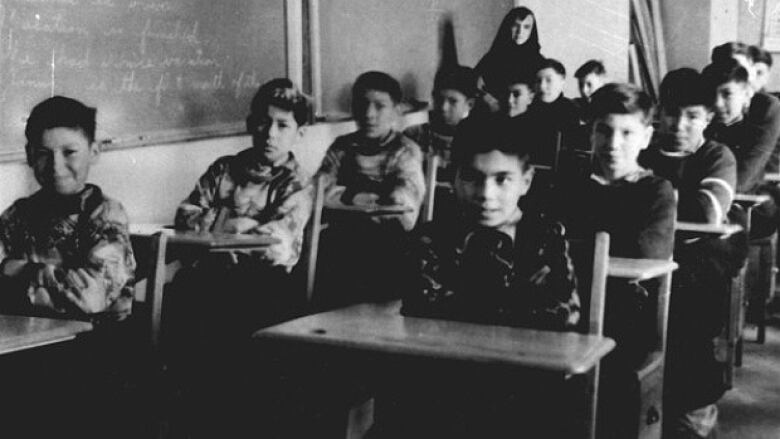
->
[750,45,773,93]
[703,59,780,238]
[404,65,478,169]
[574,59,607,123]
[317,71,425,306]
[527,58,580,167]
[176,78,313,272]
[503,73,536,119]
[0,96,135,322]
[402,114,579,330]
[554,82,676,438]
[640,69,742,439]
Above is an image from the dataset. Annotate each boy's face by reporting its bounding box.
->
[713,80,751,125]
[455,150,533,229]
[511,15,534,46]
[537,68,565,103]
[433,89,473,127]
[659,105,713,153]
[354,89,398,139]
[29,127,99,196]
[506,83,534,117]
[250,104,303,165]
[591,113,653,181]
[754,61,771,91]
[578,73,605,100]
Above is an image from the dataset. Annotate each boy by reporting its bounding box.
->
[402,114,579,330]
[503,73,536,119]
[553,82,676,438]
[703,59,780,238]
[378,114,579,437]
[0,96,138,437]
[750,45,773,93]
[527,58,580,167]
[175,78,313,272]
[574,59,607,124]
[0,96,135,321]
[640,68,742,439]
[317,71,425,306]
[404,65,478,169]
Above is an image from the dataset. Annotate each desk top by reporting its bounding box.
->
[255,301,615,375]
[764,173,780,183]
[324,204,413,215]
[130,224,281,248]
[0,315,92,355]
[734,193,771,206]
[607,257,678,281]
[675,221,742,237]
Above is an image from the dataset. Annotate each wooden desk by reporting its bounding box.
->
[607,257,678,281]
[0,315,92,355]
[130,224,281,248]
[764,172,780,183]
[257,301,615,375]
[733,193,771,207]
[323,204,413,216]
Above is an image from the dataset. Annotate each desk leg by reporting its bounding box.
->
[584,364,600,439]
[146,233,169,352]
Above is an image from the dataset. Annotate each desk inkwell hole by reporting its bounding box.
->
[312,328,327,335]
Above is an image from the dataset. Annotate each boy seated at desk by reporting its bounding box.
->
[173,78,313,330]
[574,59,608,125]
[316,71,425,306]
[640,68,743,439]
[0,96,135,322]
[404,65,478,175]
[703,58,780,239]
[0,96,139,437]
[553,82,676,438]
[401,114,579,330]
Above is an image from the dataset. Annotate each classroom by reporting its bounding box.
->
[0,0,779,438]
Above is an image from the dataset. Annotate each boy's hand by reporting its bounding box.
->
[255,223,293,265]
[352,192,380,207]
[63,269,107,314]
[222,217,260,234]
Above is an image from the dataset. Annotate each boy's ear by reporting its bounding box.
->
[296,125,306,141]
[89,141,101,164]
[640,125,654,150]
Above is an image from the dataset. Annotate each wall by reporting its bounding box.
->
[738,0,780,92]
[0,111,427,225]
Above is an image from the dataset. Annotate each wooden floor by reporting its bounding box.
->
[718,315,780,438]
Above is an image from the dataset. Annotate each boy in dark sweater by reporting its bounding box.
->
[641,68,743,438]
[527,58,580,168]
[554,82,677,438]
[703,58,780,238]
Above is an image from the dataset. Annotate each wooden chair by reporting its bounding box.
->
[419,153,439,224]
[606,256,678,439]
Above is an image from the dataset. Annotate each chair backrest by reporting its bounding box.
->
[300,173,326,302]
[567,232,610,336]
[419,153,439,224]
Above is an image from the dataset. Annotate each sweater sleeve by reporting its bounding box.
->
[387,138,426,230]
[638,178,677,259]
[678,145,737,224]
[175,157,229,231]
[737,93,780,193]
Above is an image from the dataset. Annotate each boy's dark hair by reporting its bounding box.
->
[25,96,97,149]
[701,59,750,89]
[352,71,402,105]
[659,68,712,110]
[433,65,479,99]
[589,82,654,125]
[507,71,536,88]
[575,60,606,79]
[537,58,566,77]
[248,78,310,128]
[451,114,532,172]
[711,41,751,64]
[750,45,773,67]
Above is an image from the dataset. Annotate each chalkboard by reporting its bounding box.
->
[318,0,514,118]
[0,0,287,161]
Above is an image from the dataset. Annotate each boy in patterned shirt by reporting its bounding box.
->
[0,96,135,322]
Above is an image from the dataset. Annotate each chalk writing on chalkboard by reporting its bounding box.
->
[0,0,286,161]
